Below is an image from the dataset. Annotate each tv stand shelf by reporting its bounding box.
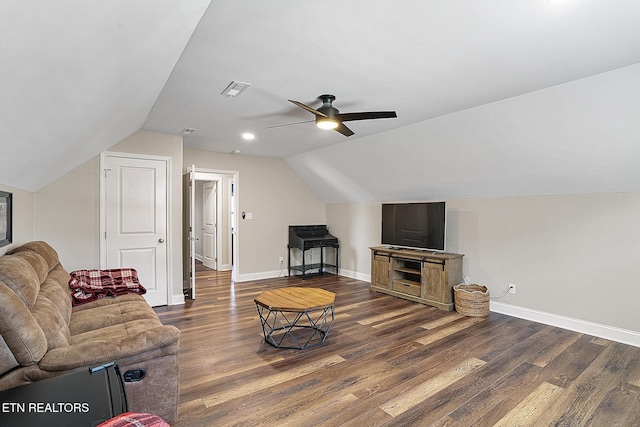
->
[370,246,464,311]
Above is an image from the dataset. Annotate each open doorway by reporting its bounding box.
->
[183,167,238,299]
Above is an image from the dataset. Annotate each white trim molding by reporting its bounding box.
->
[338,269,371,282]
[490,301,640,348]
[171,292,185,306]
[236,270,285,282]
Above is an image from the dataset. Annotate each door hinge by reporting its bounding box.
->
[104,231,107,239]
[104,168,111,178]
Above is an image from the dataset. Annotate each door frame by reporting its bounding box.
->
[99,151,173,305]
[186,166,239,284]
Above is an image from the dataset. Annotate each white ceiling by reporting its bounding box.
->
[0,1,210,191]
[2,1,640,201]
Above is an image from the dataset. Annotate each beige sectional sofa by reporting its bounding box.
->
[0,241,180,423]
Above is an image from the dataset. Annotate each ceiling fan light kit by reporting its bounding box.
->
[316,118,339,130]
[288,94,397,137]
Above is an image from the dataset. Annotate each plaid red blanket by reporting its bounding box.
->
[69,268,146,306]
[97,412,169,427]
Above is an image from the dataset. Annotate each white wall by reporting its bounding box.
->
[327,192,640,341]
[447,193,640,334]
[0,184,35,256]
[326,202,380,281]
[34,157,101,269]
[183,149,326,280]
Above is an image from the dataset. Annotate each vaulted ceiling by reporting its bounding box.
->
[2,1,640,202]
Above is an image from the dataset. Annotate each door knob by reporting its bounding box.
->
[158,238,165,243]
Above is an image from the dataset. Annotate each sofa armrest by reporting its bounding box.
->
[38,325,179,372]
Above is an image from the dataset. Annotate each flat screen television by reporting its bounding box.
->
[381,201,446,251]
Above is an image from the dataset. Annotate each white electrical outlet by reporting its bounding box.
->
[279,256,284,263]
[509,283,516,294]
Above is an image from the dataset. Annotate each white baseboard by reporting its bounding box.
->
[337,269,371,282]
[236,269,286,282]
[490,301,640,348]
[171,292,185,306]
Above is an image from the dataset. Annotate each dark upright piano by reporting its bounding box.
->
[288,225,339,278]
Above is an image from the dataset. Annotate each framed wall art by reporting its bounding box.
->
[0,190,12,248]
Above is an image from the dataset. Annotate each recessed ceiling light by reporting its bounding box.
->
[221,81,251,97]
[242,132,255,140]
[231,149,241,154]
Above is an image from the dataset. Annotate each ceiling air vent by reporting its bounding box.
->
[221,81,251,97]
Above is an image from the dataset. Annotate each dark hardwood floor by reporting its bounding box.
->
[155,267,640,426]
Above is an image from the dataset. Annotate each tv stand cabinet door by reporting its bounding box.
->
[423,258,462,309]
[422,261,447,302]
[371,251,391,289]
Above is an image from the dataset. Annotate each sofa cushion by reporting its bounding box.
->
[0,281,48,368]
[31,291,70,350]
[70,318,164,345]
[11,251,50,284]
[0,255,40,308]
[71,293,143,313]
[69,297,157,336]
[39,273,71,321]
[0,335,19,377]
[8,241,60,273]
[40,321,180,371]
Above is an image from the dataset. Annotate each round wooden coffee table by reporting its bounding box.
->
[254,287,335,349]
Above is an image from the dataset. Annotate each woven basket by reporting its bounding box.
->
[454,284,490,317]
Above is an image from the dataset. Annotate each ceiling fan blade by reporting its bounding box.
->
[286,95,395,137]
[335,122,354,137]
[288,100,327,118]
[266,120,314,129]
[336,111,397,122]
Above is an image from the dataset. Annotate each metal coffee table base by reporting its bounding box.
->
[256,305,334,350]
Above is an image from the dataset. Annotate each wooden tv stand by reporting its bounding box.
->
[370,246,463,311]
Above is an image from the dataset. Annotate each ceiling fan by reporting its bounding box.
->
[287,94,397,137]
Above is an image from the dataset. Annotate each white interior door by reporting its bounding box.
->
[182,169,197,299]
[202,181,217,270]
[189,168,196,299]
[103,154,168,307]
